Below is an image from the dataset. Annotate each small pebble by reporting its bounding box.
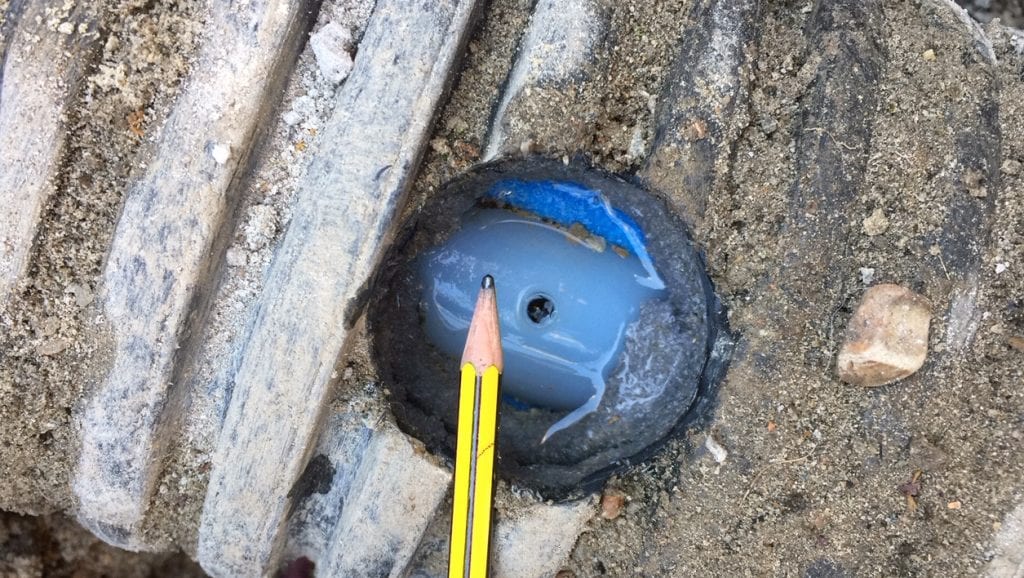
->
[243,205,278,250]
[705,435,728,464]
[1002,159,1022,176]
[964,168,987,197]
[1008,336,1024,352]
[862,208,889,236]
[37,338,69,356]
[682,119,708,140]
[225,247,248,268]
[995,262,1008,274]
[947,500,961,510]
[310,22,354,85]
[922,49,936,61]
[212,143,231,165]
[430,137,451,155]
[627,126,647,159]
[837,284,932,387]
[600,491,626,520]
[66,283,94,308]
[859,267,876,285]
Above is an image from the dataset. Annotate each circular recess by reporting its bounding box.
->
[369,158,727,498]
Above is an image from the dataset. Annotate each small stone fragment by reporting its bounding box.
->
[66,283,94,308]
[600,491,626,520]
[862,208,889,236]
[310,22,354,85]
[430,137,450,155]
[38,338,69,356]
[282,110,302,126]
[837,284,932,387]
[682,118,708,140]
[922,49,936,61]
[627,126,647,159]
[964,168,987,197]
[225,247,248,268]
[947,500,962,510]
[1008,336,1024,352]
[705,435,728,463]
[859,267,876,285]
[212,143,231,164]
[995,262,1008,274]
[39,317,60,337]
[1001,159,1021,176]
[243,205,278,251]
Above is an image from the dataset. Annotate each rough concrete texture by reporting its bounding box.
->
[483,0,607,160]
[491,496,597,578]
[75,0,320,547]
[284,391,451,577]
[987,501,1024,577]
[1,0,1023,577]
[0,0,100,305]
[406,484,596,578]
[196,0,480,574]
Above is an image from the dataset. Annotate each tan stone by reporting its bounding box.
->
[600,491,626,520]
[837,284,932,387]
[862,208,889,236]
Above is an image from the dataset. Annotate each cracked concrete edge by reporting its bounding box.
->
[0,0,101,306]
[72,0,319,548]
[483,0,607,160]
[641,0,761,231]
[491,494,596,578]
[285,402,450,577]
[406,487,597,578]
[195,0,480,574]
[927,0,997,64]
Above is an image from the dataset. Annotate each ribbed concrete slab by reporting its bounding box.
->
[196,0,480,574]
[0,0,100,305]
[73,0,318,548]
[285,400,450,577]
[483,0,607,159]
[642,0,760,230]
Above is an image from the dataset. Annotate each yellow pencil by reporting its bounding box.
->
[449,274,503,578]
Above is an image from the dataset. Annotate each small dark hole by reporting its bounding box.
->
[526,295,554,324]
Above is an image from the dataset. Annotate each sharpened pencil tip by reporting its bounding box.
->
[463,274,502,371]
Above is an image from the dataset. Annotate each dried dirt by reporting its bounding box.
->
[0,0,203,520]
[2,0,1023,576]
[563,3,1024,577]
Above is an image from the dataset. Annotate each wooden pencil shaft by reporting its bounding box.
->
[449,276,503,578]
[449,364,501,578]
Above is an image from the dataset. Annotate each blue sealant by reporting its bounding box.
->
[418,179,666,439]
